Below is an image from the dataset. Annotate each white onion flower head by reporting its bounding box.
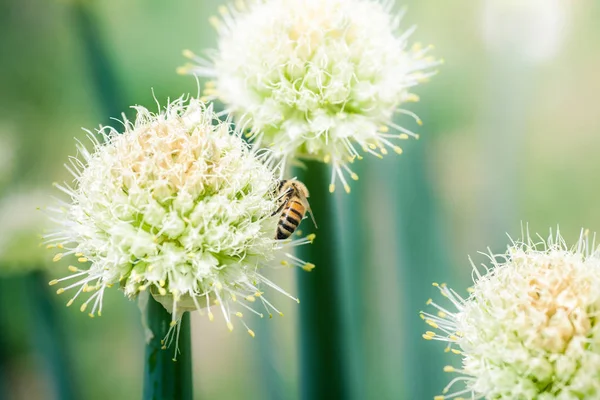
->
[180,0,440,193]
[46,97,314,340]
[422,228,600,400]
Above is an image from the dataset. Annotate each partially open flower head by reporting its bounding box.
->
[180,0,440,193]
[422,228,600,400]
[46,97,314,341]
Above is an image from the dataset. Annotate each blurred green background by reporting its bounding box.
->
[0,0,597,399]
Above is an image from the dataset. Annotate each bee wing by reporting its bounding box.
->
[298,193,318,229]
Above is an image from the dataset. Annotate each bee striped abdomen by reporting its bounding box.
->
[276,200,305,240]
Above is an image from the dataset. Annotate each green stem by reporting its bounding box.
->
[142,297,193,400]
[28,271,79,400]
[294,161,349,400]
[391,140,449,399]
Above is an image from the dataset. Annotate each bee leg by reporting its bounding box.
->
[271,198,289,217]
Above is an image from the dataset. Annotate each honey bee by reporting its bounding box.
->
[273,179,317,240]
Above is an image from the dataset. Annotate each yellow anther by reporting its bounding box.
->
[444,347,450,353]
[231,293,237,302]
[399,133,409,140]
[380,148,388,155]
[443,366,455,372]
[280,260,289,266]
[170,321,177,327]
[53,253,64,262]
[368,143,377,150]
[432,282,440,287]
[434,396,445,400]
[405,93,420,102]
[208,312,214,322]
[78,257,88,263]
[176,66,189,75]
[279,312,284,317]
[218,5,229,15]
[419,313,425,320]
[215,281,223,290]
[235,312,243,318]
[88,313,95,318]
[139,285,147,291]
[56,288,65,294]
[227,322,234,332]
[449,335,459,341]
[158,288,167,296]
[323,154,331,163]
[426,320,438,329]
[329,184,335,193]
[451,349,461,355]
[182,49,195,59]
[437,311,447,318]
[254,291,263,297]
[455,331,463,337]
[246,295,256,302]
[66,299,74,307]
[306,233,316,243]
[209,16,220,29]
[247,329,255,338]
[343,184,351,194]
[393,146,403,155]
[295,230,303,236]
[379,125,389,132]
[49,279,59,286]
[350,173,359,181]
[98,311,102,317]
[57,243,64,249]
[422,334,433,340]
[467,287,474,293]
[46,244,55,249]
[68,265,78,272]
[80,303,87,312]
[347,155,356,163]
[416,118,423,126]
[425,331,436,337]
[159,280,166,287]
[302,263,316,272]
[213,299,220,306]
[426,298,432,305]
[75,252,83,257]
[412,42,423,51]
[205,80,216,88]
[234,0,246,10]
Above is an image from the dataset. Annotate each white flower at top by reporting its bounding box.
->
[45,97,314,343]
[180,0,440,193]
[422,228,600,400]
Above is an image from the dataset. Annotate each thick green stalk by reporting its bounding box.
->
[386,139,449,399]
[28,271,79,400]
[294,162,349,400]
[143,297,193,400]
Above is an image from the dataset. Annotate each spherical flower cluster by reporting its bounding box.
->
[45,97,314,339]
[0,190,51,274]
[180,0,440,193]
[423,228,600,400]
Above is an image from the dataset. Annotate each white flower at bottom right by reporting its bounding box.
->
[423,228,600,400]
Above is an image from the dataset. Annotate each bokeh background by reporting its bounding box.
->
[0,0,596,399]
